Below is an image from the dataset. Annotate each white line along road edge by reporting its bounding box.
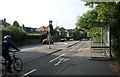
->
[21,69,36,77]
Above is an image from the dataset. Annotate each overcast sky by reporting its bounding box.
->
[0,0,90,29]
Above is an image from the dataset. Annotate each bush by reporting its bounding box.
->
[2,26,26,42]
[2,26,47,45]
[26,34,46,41]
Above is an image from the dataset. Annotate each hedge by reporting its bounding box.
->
[26,34,46,41]
[2,26,46,44]
[2,26,26,42]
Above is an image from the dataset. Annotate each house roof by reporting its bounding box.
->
[36,26,46,32]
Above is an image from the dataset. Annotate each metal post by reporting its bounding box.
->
[109,25,112,59]
[101,27,103,46]
[48,32,51,49]
[109,12,113,60]
[47,22,51,49]
[48,20,53,49]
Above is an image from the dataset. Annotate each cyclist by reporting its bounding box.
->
[2,35,20,73]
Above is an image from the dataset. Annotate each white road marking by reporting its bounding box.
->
[59,58,65,61]
[64,43,68,45]
[69,41,84,52]
[63,58,70,62]
[54,58,64,66]
[69,43,78,52]
[49,53,65,63]
[69,48,74,52]
[78,48,82,52]
[21,69,36,77]
[54,58,70,66]
[78,42,85,52]
[21,47,40,51]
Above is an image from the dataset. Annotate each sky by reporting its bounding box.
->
[0,0,90,29]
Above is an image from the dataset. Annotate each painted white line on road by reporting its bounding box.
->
[69,43,79,52]
[64,43,68,45]
[21,69,36,77]
[69,41,84,52]
[69,48,74,52]
[54,58,70,66]
[49,53,65,63]
[63,58,70,62]
[54,58,64,66]
[21,47,40,51]
[77,41,85,52]
[78,48,82,52]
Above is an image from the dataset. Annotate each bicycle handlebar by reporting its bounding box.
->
[9,50,20,53]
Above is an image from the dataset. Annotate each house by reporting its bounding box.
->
[23,27,37,33]
[66,29,74,37]
[55,26,74,37]
[35,26,47,34]
[0,20,2,28]
[0,18,11,28]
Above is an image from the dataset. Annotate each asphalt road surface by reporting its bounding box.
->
[2,41,83,76]
[1,41,119,77]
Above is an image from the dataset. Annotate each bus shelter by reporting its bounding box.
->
[90,22,111,60]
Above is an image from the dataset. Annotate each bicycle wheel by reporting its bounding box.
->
[2,63,7,77]
[13,58,23,72]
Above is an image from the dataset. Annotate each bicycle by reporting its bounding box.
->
[1,59,7,77]
[2,50,23,77]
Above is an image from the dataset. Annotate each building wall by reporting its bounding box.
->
[0,20,3,28]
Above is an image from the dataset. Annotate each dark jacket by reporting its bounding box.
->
[2,40,19,53]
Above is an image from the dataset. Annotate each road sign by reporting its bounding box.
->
[47,26,50,32]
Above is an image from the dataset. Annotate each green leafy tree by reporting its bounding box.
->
[72,28,81,40]
[13,21,20,27]
[76,9,98,29]
[76,7,101,41]
[84,2,120,59]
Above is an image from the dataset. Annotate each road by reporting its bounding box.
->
[1,41,82,76]
[18,41,79,64]
[1,41,119,77]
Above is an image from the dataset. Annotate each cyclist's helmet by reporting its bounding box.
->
[4,35,12,41]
